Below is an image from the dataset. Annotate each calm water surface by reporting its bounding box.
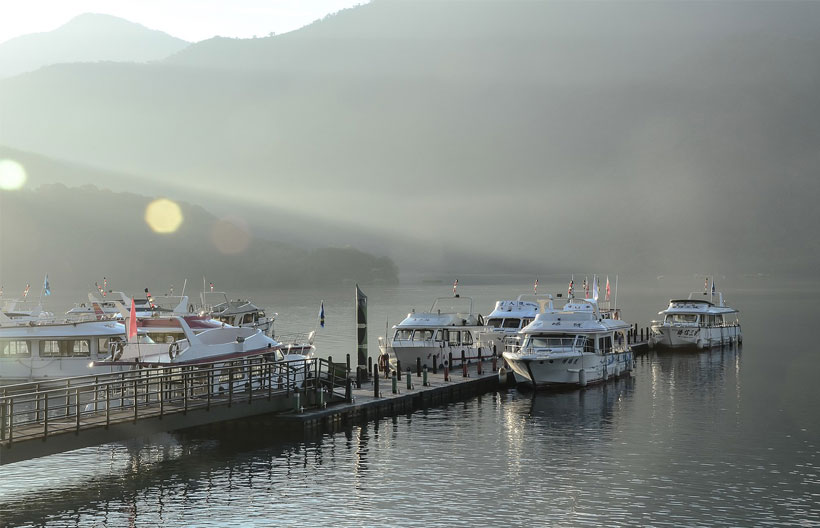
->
[0,277,817,526]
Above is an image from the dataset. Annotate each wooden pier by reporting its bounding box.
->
[0,355,349,466]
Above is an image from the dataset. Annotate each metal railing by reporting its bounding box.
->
[0,354,346,446]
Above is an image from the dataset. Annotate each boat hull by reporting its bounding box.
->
[649,324,742,349]
[380,343,496,370]
[503,351,633,389]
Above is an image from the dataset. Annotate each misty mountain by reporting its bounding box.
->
[0,184,398,289]
[0,13,189,78]
[1,1,818,275]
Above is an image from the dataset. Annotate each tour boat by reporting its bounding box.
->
[649,289,742,349]
[502,298,634,389]
[111,317,286,365]
[0,314,127,381]
[199,291,274,335]
[378,296,490,370]
[480,295,554,354]
[66,291,191,321]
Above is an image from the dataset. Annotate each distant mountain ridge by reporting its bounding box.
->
[0,13,189,78]
[1,1,819,275]
[0,184,398,289]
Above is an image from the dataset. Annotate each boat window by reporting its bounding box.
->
[435,330,444,342]
[502,318,520,329]
[665,314,698,324]
[522,318,534,327]
[394,329,413,340]
[242,313,255,324]
[462,332,473,345]
[448,331,460,346]
[40,340,91,358]
[715,314,724,325]
[0,339,31,357]
[526,335,577,348]
[600,336,613,354]
[486,318,502,328]
[413,329,434,341]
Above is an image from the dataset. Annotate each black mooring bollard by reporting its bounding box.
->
[449,352,453,370]
[373,364,380,397]
[346,353,351,375]
[417,357,422,377]
[640,328,644,342]
[397,360,402,381]
[345,377,352,402]
[462,350,467,378]
[432,354,438,375]
[477,349,483,376]
[444,360,449,382]
[368,356,373,376]
[356,366,363,389]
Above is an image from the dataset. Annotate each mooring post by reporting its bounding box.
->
[492,351,498,372]
[406,369,412,390]
[346,353,351,376]
[462,350,467,378]
[392,370,398,394]
[423,366,429,387]
[397,361,402,381]
[444,360,449,382]
[346,377,353,403]
[367,356,373,378]
[294,387,301,412]
[416,357,422,377]
[373,364,380,398]
[432,354,438,375]
[477,349,483,376]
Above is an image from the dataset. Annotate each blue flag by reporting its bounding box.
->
[319,300,325,328]
[43,274,51,296]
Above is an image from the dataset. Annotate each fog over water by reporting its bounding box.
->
[1,0,818,285]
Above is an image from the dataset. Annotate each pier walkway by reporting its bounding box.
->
[0,355,348,465]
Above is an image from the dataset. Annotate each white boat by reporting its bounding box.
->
[98,316,305,367]
[480,295,554,354]
[199,291,274,335]
[378,296,490,370]
[66,291,191,321]
[2,298,54,323]
[649,289,742,349]
[502,298,634,388]
[0,313,127,381]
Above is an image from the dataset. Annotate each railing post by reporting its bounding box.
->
[248,362,253,404]
[228,366,234,407]
[43,392,49,439]
[7,398,13,445]
[106,385,110,428]
[35,384,41,422]
[75,388,81,434]
[268,362,273,401]
[65,380,70,418]
[0,396,5,443]
[120,372,125,409]
[206,369,211,411]
[183,368,189,415]
[134,378,139,423]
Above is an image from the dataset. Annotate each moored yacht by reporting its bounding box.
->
[649,287,742,349]
[200,291,274,335]
[0,314,126,381]
[480,295,554,354]
[502,298,633,388]
[379,295,489,370]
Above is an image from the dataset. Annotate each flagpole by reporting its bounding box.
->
[614,275,619,312]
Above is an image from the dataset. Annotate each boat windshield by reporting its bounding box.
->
[525,334,585,349]
[665,314,698,324]
[412,329,435,341]
[502,318,520,329]
[486,318,503,328]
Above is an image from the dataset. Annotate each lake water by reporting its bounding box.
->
[0,276,817,526]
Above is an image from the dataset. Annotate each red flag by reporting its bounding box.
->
[453,279,458,296]
[606,276,611,302]
[128,298,137,339]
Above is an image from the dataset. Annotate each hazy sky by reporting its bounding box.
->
[0,0,367,44]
